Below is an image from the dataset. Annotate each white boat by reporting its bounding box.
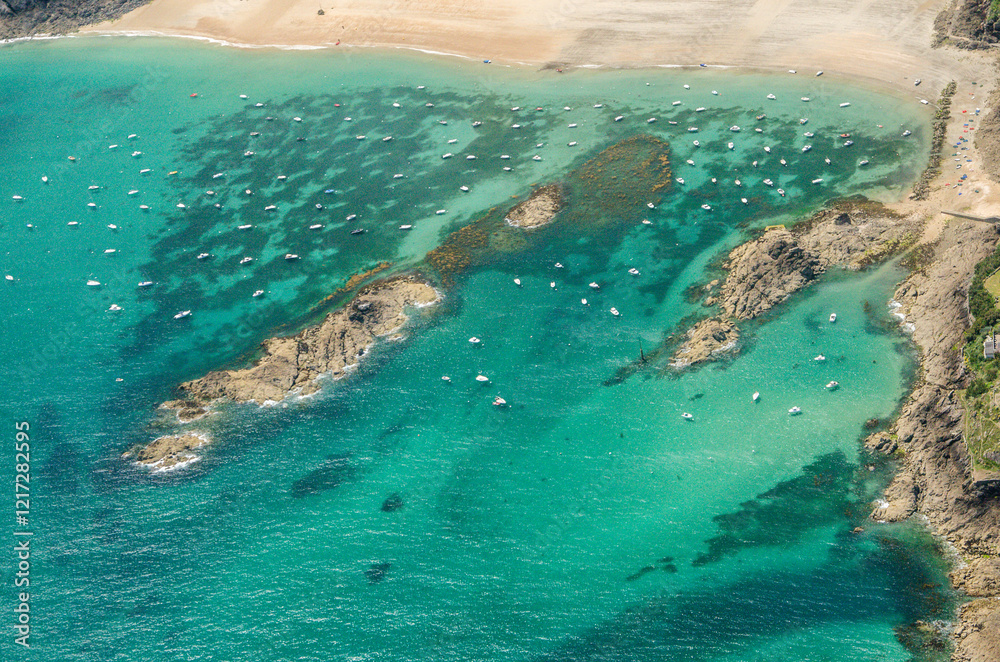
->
[284,254,300,260]
[500,154,510,160]
[12,195,23,201]
[568,141,578,147]
[466,155,477,160]
[829,313,837,323]
[614,115,624,122]
[4,275,13,281]
[173,310,191,319]
[764,146,771,153]
[310,224,323,230]
[752,391,760,402]
[788,406,802,415]
[128,189,139,195]
[816,71,823,76]
[647,117,657,123]
[692,140,700,147]
[399,225,413,230]
[436,209,447,215]
[442,153,453,159]
[512,124,521,129]
[763,179,774,187]
[839,103,850,108]
[239,257,253,264]
[902,130,912,137]
[68,221,79,226]
[801,97,810,102]
[532,155,542,161]
[139,168,151,174]
[812,178,824,184]
[103,249,116,254]
[514,278,522,286]
[672,101,682,106]
[138,281,153,288]
[767,93,776,100]
[555,263,564,268]
[701,204,712,210]
[735,179,742,186]
[264,205,277,211]
[687,127,699,133]
[799,118,808,125]
[581,298,588,305]
[728,142,735,150]
[460,186,469,192]
[610,307,620,316]
[589,282,600,289]
[469,337,481,344]
[568,123,578,128]
[41,176,48,183]
[197,253,210,260]
[109,304,122,311]
[550,282,556,289]
[859,159,869,166]
[355,135,366,140]
[176,203,187,209]
[88,185,100,190]
[86,280,100,286]
[628,268,640,275]
[741,197,748,204]
[777,189,785,197]
[212,172,225,179]
[238,224,252,230]
[681,412,694,420]
[804,132,814,137]
[730,126,740,132]
[87,202,97,208]
[826,381,839,389]
[676,178,685,184]
[139,205,150,210]
[694,108,705,113]
[493,396,507,407]
[780,159,787,166]
[475,375,490,383]
[814,355,825,361]
[686,159,695,166]
[844,140,854,147]
[802,145,812,152]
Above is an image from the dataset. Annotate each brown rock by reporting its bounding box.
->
[504,184,563,228]
[127,433,208,469]
[166,275,439,407]
[670,317,739,368]
[950,557,1000,597]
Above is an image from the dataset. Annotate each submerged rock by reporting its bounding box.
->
[365,562,392,584]
[381,493,404,512]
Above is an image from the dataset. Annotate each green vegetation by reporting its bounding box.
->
[989,0,1000,25]
[961,243,1000,474]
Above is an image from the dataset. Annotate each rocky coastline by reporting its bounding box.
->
[135,275,439,466]
[0,0,151,40]
[678,199,1000,659]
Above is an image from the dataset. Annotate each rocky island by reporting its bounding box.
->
[504,184,563,228]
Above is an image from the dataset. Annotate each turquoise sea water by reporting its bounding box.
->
[0,37,957,661]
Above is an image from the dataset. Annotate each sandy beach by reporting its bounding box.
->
[81,0,982,89]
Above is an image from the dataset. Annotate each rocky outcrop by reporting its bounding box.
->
[124,432,208,470]
[719,205,917,320]
[0,0,153,40]
[165,275,439,408]
[670,317,739,367]
[953,598,1000,662]
[504,184,563,228]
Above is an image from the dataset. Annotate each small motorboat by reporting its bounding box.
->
[902,130,912,137]
[239,257,253,264]
[812,178,824,184]
[614,115,624,122]
[701,204,712,210]
[628,268,640,275]
[264,205,277,211]
[87,202,97,208]
[138,281,153,288]
[839,103,850,108]
[139,169,152,174]
[514,278,522,286]
[350,228,365,235]
[355,135,366,140]
[103,249,116,254]
[493,396,507,407]
[756,114,767,120]
[109,304,122,311]
[914,79,922,86]
[253,290,264,298]
[780,159,787,166]
[830,313,837,323]
[469,337,481,344]
[382,136,393,142]
[399,225,413,230]
[238,224,252,230]
[568,123,578,128]
[814,355,826,361]
[442,153,453,159]
[475,375,490,383]
[859,159,869,166]
[550,282,556,289]
[777,189,785,197]
[500,154,510,160]
[41,176,48,183]
[647,202,655,209]
[728,142,735,150]
[735,179,742,186]
[763,179,774,187]
[568,141,578,146]
[12,195,23,201]
[68,221,79,226]
[173,310,191,319]
[687,127,699,133]
[610,307,620,317]
[804,131,814,137]
[284,254,300,260]
[741,198,748,204]
[844,140,854,147]
[310,224,323,230]
[647,117,657,123]
[826,381,839,390]
[589,282,600,289]
[801,97,810,102]
[176,203,187,209]
[436,209,447,215]
[472,121,482,127]
[802,145,812,152]
[581,298,588,305]
[788,406,802,415]
[460,185,469,192]
[681,412,694,420]
[532,155,542,161]
[197,253,211,260]
[466,155,477,160]
[799,118,808,125]
[764,146,771,153]
[86,280,100,286]
[346,214,357,221]
[752,392,760,402]
[730,125,740,132]
[766,94,776,100]
[676,178,685,184]
[692,140,700,147]
[816,71,823,76]
[555,263,564,269]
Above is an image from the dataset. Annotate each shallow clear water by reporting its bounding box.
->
[0,37,955,661]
